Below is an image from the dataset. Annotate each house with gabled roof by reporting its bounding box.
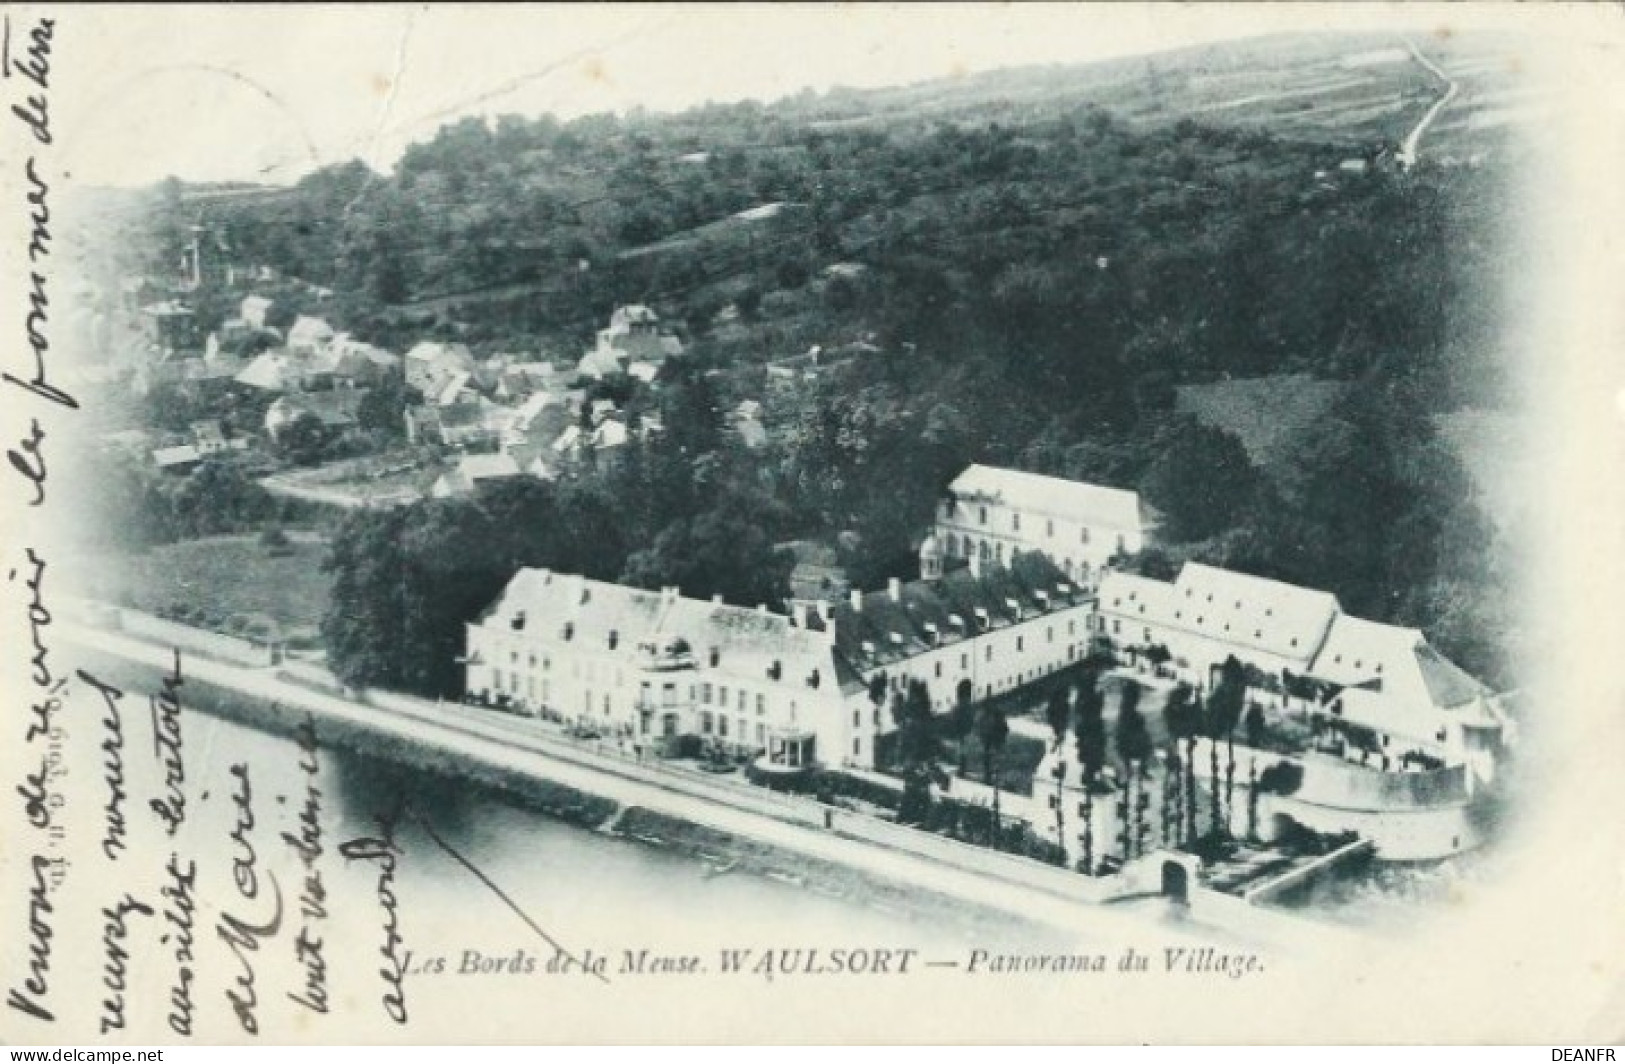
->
[1096,561,1505,783]
[928,464,1153,590]
[465,551,1095,774]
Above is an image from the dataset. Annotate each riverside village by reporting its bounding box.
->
[60,29,1528,934]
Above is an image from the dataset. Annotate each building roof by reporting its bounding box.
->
[1098,563,1340,666]
[267,389,368,430]
[404,341,475,372]
[611,304,659,328]
[235,351,301,391]
[287,315,335,350]
[474,569,846,695]
[830,552,1086,674]
[948,464,1145,532]
[152,444,201,468]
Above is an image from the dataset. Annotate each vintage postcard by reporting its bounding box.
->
[2,1,1622,1045]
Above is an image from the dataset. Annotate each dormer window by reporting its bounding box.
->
[709,647,720,667]
[768,660,782,680]
[511,610,527,631]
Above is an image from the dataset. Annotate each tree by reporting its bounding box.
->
[890,679,944,825]
[1244,701,1267,749]
[1073,668,1108,874]
[621,505,793,608]
[1163,681,1199,847]
[274,412,330,467]
[1138,417,1265,543]
[1044,686,1071,861]
[975,701,1009,847]
[357,374,420,437]
[1113,681,1153,859]
[171,459,276,538]
[1206,655,1247,838]
[321,501,510,697]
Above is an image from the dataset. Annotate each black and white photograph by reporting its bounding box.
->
[2,2,1622,1045]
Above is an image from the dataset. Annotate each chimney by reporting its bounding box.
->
[850,588,864,612]
[950,613,966,634]
[924,621,939,644]
[975,607,990,630]
[713,593,724,604]
[887,577,902,603]
[757,603,769,615]
[1035,589,1051,609]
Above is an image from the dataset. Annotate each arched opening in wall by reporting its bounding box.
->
[1160,861,1190,905]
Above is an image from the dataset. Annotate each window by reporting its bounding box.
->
[757,724,765,744]
[1068,620,1075,635]
[739,690,747,710]
[662,682,677,706]
[701,712,713,734]
[1047,627,1054,643]
[701,683,713,703]
[934,662,942,678]
[1112,619,1121,634]
[853,738,862,757]
[853,710,861,726]
[1046,519,1054,537]
[978,506,988,525]
[1012,513,1021,532]
[756,694,766,715]
[719,717,729,737]
[985,645,993,662]
[1017,636,1024,652]
[961,653,968,670]
[510,651,518,664]
[719,685,728,705]
[1080,528,1090,544]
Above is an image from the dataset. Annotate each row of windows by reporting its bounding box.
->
[699,682,767,714]
[963,504,1094,545]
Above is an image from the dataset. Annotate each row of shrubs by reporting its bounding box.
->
[152,601,282,643]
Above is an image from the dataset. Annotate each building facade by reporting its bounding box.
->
[925,464,1150,589]
[465,554,1097,773]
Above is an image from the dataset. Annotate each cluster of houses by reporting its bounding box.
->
[464,462,1510,862]
[120,289,715,496]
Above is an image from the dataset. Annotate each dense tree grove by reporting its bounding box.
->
[134,67,1517,693]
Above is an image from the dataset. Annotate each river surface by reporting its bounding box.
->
[186,705,1080,961]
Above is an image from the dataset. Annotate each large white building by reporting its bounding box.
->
[1096,562,1504,780]
[464,553,1095,772]
[923,464,1151,590]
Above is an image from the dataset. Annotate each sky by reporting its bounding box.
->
[34,3,1614,188]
